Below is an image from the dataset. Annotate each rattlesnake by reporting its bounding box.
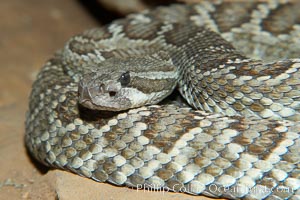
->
[25,1,300,199]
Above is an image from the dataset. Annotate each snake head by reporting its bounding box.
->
[78,71,133,111]
[78,54,177,111]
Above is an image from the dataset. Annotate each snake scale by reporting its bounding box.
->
[25,1,300,199]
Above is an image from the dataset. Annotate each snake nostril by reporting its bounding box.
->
[99,84,105,93]
[109,91,117,97]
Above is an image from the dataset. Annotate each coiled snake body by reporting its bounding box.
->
[26,1,300,199]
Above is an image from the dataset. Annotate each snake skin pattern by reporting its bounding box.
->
[26,1,300,199]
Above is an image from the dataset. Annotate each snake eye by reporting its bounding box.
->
[119,71,130,86]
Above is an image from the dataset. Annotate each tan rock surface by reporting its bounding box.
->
[96,0,202,15]
[0,0,220,199]
[97,0,148,14]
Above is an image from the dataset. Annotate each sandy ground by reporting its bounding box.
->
[0,1,220,199]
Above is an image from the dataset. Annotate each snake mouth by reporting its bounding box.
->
[79,97,132,111]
